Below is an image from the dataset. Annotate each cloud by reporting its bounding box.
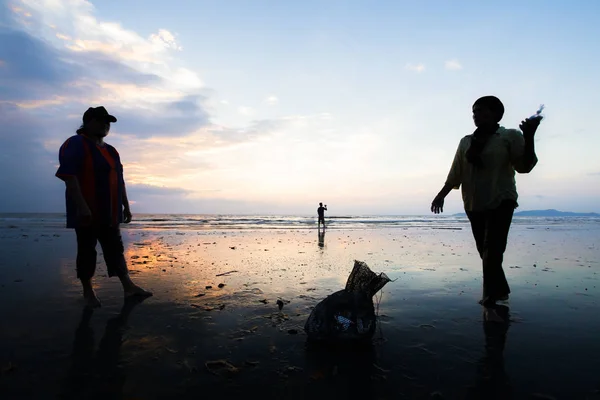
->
[0,104,70,212]
[265,95,279,105]
[126,183,193,197]
[149,29,182,51]
[405,63,425,73]
[0,0,290,213]
[209,119,283,143]
[0,29,74,89]
[13,0,199,90]
[0,28,163,105]
[238,106,254,116]
[445,59,462,70]
[0,1,210,139]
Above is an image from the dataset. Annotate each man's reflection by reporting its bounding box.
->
[61,297,147,399]
[466,304,512,399]
[318,230,325,249]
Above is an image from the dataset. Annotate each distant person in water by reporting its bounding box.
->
[430,96,541,322]
[56,106,152,308]
[317,202,327,229]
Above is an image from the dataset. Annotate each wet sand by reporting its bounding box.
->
[0,223,599,399]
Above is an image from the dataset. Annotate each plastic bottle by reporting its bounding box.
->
[529,104,545,121]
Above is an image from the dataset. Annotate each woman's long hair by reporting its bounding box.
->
[76,124,86,135]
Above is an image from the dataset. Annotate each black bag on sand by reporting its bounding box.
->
[304,260,391,342]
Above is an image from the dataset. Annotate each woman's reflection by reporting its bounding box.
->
[61,297,147,399]
[466,304,512,399]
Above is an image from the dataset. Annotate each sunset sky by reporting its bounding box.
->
[1,0,599,215]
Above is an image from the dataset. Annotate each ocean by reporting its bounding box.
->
[1,213,599,231]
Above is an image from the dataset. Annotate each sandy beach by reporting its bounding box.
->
[0,215,599,399]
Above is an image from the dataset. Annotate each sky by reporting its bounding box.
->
[1,0,599,215]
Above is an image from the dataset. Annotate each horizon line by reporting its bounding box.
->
[0,209,599,216]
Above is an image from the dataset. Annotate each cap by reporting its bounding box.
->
[82,106,117,124]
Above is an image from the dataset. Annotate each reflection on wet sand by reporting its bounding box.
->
[304,341,376,398]
[124,236,178,278]
[4,225,598,398]
[318,230,325,249]
[61,297,148,399]
[120,230,352,301]
[466,305,512,400]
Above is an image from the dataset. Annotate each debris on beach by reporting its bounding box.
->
[192,303,225,311]
[304,260,391,342]
[265,312,289,325]
[277,365,303,378]
[205,360,239,377]
[276,299,290,310]
[1,362,16,375]
[230,326,259,341]
[218,283,226,288]
[529,394,557,400]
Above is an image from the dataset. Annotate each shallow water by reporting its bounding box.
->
[0,223,599,399]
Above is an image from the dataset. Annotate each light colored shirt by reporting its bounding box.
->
[445,126,537,212]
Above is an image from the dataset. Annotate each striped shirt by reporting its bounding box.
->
[56,135,124,228]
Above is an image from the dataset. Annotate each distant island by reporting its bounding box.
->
[453,209,599,217]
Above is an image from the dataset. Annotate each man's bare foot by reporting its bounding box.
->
[84,290,101,308]
[484,307,504,323]
[124,284,153,298]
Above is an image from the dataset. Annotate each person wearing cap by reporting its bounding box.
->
[56,106,152,308]
[430,96,541,322]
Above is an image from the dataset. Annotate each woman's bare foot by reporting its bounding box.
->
[478,294,509,305]
[84,290,102,308]
[124,284,153,298]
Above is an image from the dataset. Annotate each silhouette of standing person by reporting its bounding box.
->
[317,202,327,230]
[56,106,152,308]
[430,96,541,321]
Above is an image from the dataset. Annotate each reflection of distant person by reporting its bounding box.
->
[318,229,325,249]
[56,106,152,308]
[430,96,540,321]
[317,202,327,229]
